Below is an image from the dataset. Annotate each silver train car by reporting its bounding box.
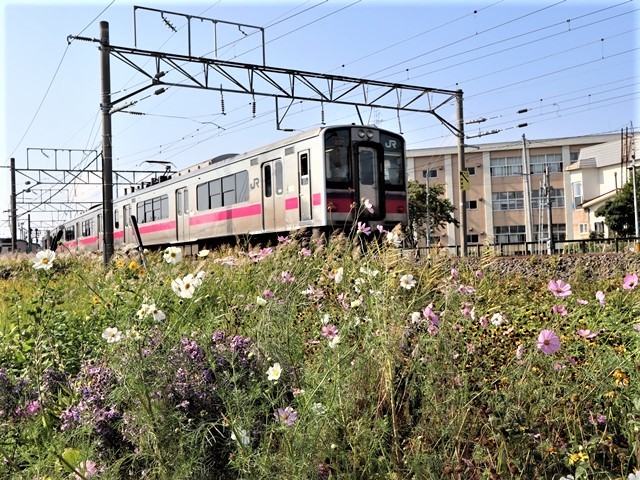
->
[47,125,407,252]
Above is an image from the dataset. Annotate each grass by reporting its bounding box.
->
[0,231,638,480]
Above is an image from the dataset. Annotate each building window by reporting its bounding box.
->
[465,200,478,210]
[534,224,566,242]
[531,188,565,209]
[594,222,605,234]
[579,223,589,234]
[572,182,583,208]
[467,234,479,244]
[492,191,524,211]
[490,156,522,177]
[465,166,476,176]
[570,152,579,164]
[529,153,563,174]
[422,169,438,179]
[494,225,526,243]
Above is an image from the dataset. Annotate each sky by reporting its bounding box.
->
[1,0,638,239]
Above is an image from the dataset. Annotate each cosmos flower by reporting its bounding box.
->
[32,250,56,270]
[163,246,183,264]
[172,274,197,299]
[267,362,282,382]
[548,279,572,297]
[321,324,338,339]
[536,329,561,354]
[362,198,374,213]
[595,290,606,306]
[357,222,371,235]
[275,406,298,426]
[623,273,638,291]
[101,327,122,343]
[399,274,417,290]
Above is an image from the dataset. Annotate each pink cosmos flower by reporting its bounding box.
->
[578,329,599,339]
[548,279,572,297]
[551,305,568,317]
[275,406,298,426]
[576,298,588,305]
[280,271,295,283]
[536,329,561,354]
[357,222,371,235]
[422,304,440,326]
[321,324,338,340]
[595,290,606,306]
[451,268,459,279]
[623,273,638,291]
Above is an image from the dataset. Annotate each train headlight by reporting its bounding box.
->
[366,129,374,139]
[357,129,366,139]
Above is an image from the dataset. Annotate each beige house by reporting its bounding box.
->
[407,131,637,249]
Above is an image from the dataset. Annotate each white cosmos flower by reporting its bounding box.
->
[197,249,210,258]
[32,250,56,270]
[172,274,197,299]
[102,327,122,343]
[231,428,250,446]
[267,362,282,382]
[150,304,166,321]
[163,246,183,265]
[334,267,344,284]
[399,274,417,290]
[256,296,267,306]
[328,335,341,349]
[490,312,506,326]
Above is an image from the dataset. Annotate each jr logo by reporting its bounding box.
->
[384,139,398,149]
[250,178,260,189]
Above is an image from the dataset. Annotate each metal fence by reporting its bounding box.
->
[414,237,640,257]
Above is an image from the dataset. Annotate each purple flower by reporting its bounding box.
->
[548,279,572,297]
[422,304,440,326]
[357,222,371,236]
[595,290,606,306]
[280,271,295,283]
[536,329,561,355]
[450,268,459,280]
[275,406,298,426]
[623,273,638,291]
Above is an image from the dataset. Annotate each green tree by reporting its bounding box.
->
[594,167,639,237]
[407,180,458,247]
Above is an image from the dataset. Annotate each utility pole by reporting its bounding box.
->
[425,172,431,249]
[10,157,17,252]
[100,21,115,265]
[521,134,533,249]
[545,165,554,254]
[456,90,467,257]
[27,214,32,252]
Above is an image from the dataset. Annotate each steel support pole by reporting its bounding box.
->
[100,21,115,264]
[10,157,17,252]
[456,90,467,256]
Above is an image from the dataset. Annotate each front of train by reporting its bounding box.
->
[323,125,407,234]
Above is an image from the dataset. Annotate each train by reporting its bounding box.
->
[44,124,408,253]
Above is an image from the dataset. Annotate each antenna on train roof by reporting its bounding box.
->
[141,160,176,172]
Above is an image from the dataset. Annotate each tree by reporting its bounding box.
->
[594,167,639,237]
[406,179,458,247]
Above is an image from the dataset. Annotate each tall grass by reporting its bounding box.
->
[0,232,638,479]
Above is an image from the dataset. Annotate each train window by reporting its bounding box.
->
[210,180,222,209]
[81,219,94,237]
[325,129,350,187]
[65,227,75,241]
[136,194,169,223]
[114,208,119,229]
[223,175,236,205]
[177,190,182,215]
[275,161,283,195]
[264,165,272,198]
[236,171,249,202]
[183,189,189,213]
[359,149,375,185]
[300,153,309,176]
[124,205,130,227]
[381,133,405,189]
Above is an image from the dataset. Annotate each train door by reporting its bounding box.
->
[176,187,190,242]
[262,159,286,231]
[123,205,131,244]
[298,150,312,221]
[357,144,384,219]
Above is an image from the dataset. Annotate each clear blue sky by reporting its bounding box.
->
[1,0,638,239]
